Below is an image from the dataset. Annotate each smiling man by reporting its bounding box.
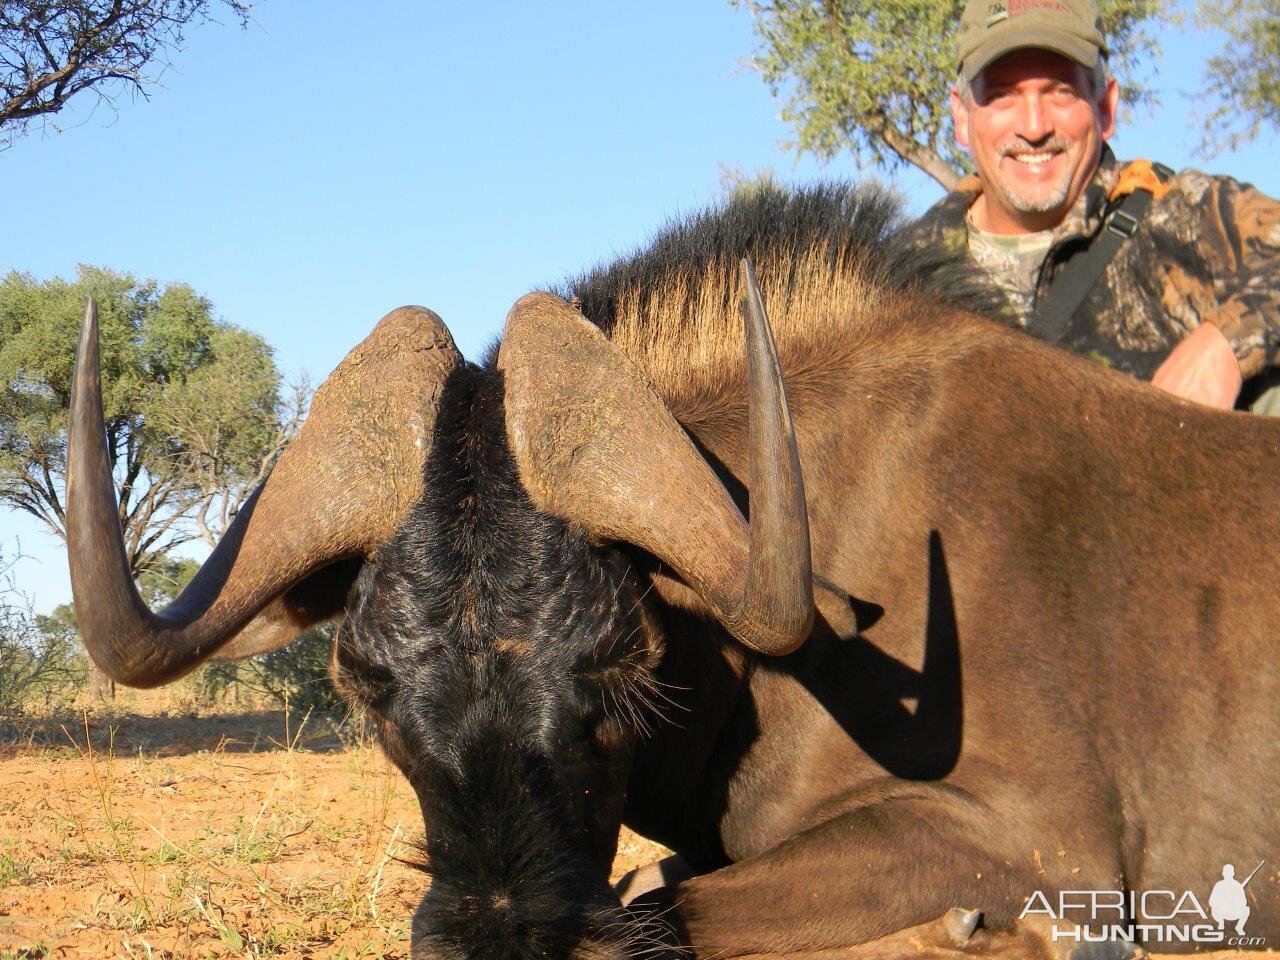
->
[911,0,1280,412]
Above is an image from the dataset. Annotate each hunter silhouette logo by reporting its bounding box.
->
[1020,860,1268,947]
[1210,862,1264,936]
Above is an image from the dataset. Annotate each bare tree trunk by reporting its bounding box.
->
[89,663,114,701]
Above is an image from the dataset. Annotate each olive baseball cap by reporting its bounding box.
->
[956,0,1107,82]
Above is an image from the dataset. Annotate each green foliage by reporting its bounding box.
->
[717,162,781,201]
[0,839,33,885]
[33,601,77,640]
[0,552,86,719]
[201,625,343,717]
[137,557,201,608]
[0,266,315,707]
[735,0,1166,188]
[0,265,293,574]
[1195,0,1280,153]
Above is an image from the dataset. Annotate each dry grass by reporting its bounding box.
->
[11,697,1264,960]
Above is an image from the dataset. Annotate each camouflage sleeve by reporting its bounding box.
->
[1180,172,1280,379]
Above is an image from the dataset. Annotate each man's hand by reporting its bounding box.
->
[1151,323,1243,410]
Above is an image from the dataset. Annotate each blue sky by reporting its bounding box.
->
[2,0,1276,612]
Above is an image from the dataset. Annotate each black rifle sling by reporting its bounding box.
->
[1027,162,1174,343]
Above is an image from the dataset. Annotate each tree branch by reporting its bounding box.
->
[874,118,961,189]
[1,0,254,148]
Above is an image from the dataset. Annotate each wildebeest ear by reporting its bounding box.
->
[813,575,859,641]
[498,279,814,656]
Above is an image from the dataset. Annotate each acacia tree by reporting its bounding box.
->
[1196,0,1280,154]
[0,0,252,149]
[0,266,306,698]
[735,0,1166,190]
[0,265,306,576]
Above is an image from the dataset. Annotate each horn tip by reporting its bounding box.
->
[74,298,101,390]
[739,259,765,327]
[78,295,99,347]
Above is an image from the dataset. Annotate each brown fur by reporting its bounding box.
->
[602,241,980,430]
[584,232,1280,956]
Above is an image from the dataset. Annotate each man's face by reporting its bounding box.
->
[951,49,1119,234]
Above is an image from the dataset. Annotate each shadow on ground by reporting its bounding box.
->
[0,707,352,757]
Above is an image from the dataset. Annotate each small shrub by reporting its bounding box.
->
[200,624,342,714]
[0,552,87,723]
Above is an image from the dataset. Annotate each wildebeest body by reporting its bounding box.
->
[69,184,1280,958]
[620,332,1280,952]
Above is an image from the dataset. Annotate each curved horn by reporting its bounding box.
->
[68,299,461,687]
[738,259,814,651]
[498,261,813,655]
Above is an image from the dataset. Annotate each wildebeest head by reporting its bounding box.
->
[67,253,815,956]
[330,354,664,956]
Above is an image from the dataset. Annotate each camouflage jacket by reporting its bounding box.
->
[907,146,1280,384]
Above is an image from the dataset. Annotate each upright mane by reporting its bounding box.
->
[550,182,1001,421]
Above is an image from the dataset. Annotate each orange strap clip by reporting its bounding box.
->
[1109,159,1172,204]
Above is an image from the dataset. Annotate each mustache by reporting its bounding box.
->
[997,135,1074,157]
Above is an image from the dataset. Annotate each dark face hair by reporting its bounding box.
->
[332,364,664,959]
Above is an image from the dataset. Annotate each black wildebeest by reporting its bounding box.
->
[67,185,1279,959]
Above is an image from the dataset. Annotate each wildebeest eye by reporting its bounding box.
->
[331,627,397,714]
[579,654,668,738]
